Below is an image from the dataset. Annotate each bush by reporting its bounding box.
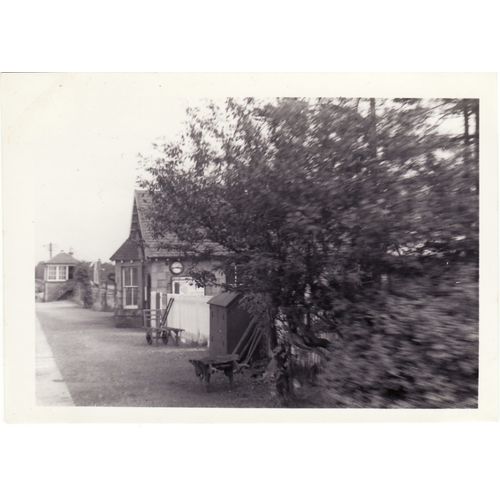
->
[73,263,94,309]
[309,263,478,408]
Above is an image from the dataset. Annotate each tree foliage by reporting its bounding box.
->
[73,262,94,308]
[140,97,478,407]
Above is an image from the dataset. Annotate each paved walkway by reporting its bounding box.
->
[35,301,275,407]
[36,316,74,406]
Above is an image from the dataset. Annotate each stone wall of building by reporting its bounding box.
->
[114,308,143,328]
[148,258,226,295]
[112,257,227,328]
[44,281,74,301]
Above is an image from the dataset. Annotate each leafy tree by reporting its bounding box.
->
[73,262,93,308]
[140,97,478,407]
[35,261,45,280]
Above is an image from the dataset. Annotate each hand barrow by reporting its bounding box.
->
[143,298,184,346]
[189,354,240,389]
[189,318,263,391]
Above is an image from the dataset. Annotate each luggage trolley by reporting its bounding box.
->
[142,298,184,345]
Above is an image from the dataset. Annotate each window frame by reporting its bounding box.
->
[46,265,68,282]
[122,266,139,309]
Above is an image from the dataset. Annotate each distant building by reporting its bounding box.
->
[90,260,115,286]
[43,251,79,301]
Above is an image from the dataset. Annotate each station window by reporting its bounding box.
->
[122,267,139,308]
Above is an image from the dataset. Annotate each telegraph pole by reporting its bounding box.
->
[44,242,54,259]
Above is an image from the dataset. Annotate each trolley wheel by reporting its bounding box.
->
[162,332,170,345]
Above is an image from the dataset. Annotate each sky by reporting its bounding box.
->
[23,74,198,264]
[2,75,465,265]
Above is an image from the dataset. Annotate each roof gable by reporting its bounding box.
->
[207,292,240,307]
[133,190,227,259]
[110,238,143,261]
[46,252,79,265]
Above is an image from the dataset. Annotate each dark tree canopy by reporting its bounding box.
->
[140,97,478,407]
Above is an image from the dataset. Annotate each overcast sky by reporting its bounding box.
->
[24,74,198,264]
[2,74,463,265]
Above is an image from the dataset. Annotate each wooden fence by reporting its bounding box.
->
[149,292,211,345]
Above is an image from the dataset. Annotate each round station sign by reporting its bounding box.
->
[169,261,184,275]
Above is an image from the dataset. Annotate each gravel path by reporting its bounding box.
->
[36,301,276,407]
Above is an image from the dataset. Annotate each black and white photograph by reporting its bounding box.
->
[2,4,500,500]
[2,73,497,418]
